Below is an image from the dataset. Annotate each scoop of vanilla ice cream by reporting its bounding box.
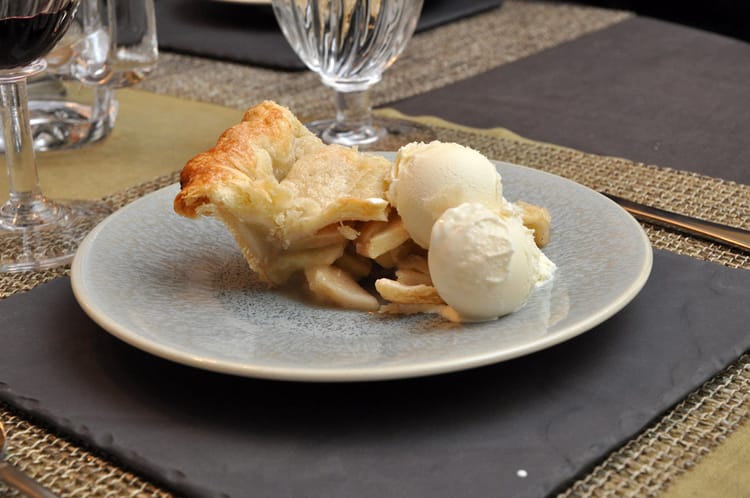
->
[387,141,503,249]
[428,202,555,322]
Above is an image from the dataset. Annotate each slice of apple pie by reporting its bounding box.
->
[174,101,392,286]
[175,101,554,321]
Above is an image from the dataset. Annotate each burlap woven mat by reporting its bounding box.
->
[2,115,749,496]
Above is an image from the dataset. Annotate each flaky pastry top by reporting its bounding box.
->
[174,101,391,284]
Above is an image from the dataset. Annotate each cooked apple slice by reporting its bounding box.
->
[287,224,346,251]
[379,303,461,322]
[305,265,379,311]
[394,253,429,274]
[395,268,433,286]
[355,216,410,259]
[516,200,551,247]
[374,278,444,305]
[334,251,373,281]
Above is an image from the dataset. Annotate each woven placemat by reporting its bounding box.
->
[0,404,172,498]
[1,119,749,496]
[140,0,632,118]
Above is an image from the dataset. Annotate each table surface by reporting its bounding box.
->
[2,1,750,497]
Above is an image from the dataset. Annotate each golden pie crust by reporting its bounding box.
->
[174,101,392,285]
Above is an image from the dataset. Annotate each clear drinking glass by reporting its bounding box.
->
[108,0,158,88]
[17,0,158,152]
[271,0,434,149]
[28,0,118,150]
[0,0,112,272]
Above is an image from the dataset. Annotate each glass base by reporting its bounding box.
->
[0,198,112,272]
[26,98,117,151]
[0,79,118,152]
[307,117,436,151]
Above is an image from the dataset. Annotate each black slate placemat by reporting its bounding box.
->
[2,250,750,497]
[155,0,504,69]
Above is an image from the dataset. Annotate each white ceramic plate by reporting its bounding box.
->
[71,158,652,382]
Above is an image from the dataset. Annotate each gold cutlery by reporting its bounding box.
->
[604,193,750,253]
[0,420,59,498]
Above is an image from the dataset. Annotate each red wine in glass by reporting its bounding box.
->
[0,2,78,70]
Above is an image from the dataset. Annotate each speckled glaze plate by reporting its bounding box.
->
[71,158,652,382]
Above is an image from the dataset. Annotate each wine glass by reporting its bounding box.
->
[271,0,434,149]
[0,0,112,272]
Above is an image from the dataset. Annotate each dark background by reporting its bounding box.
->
[570,0,750,42]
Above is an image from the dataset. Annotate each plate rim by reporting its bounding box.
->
[71,160,653,382]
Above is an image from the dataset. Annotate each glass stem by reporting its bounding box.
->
[0,77,57,226]
[333,89,373,132]
[320,87,383,146]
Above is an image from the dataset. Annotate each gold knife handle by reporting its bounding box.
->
[603,193,750,253]
[0,462,59,498]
